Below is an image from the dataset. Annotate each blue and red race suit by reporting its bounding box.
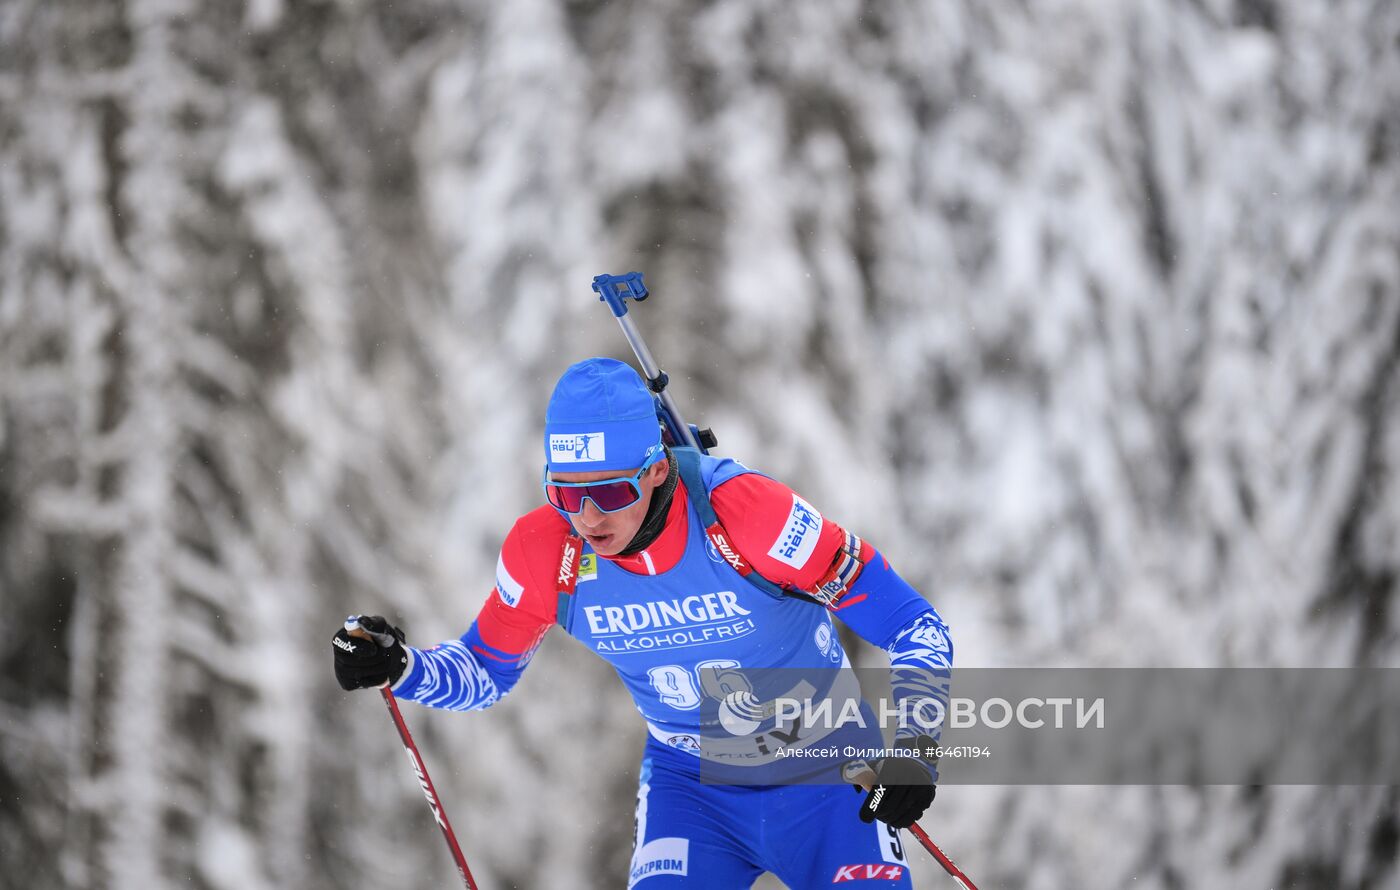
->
[391,454,953,886]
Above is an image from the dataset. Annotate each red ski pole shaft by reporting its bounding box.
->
[349,629,479,889]
[846,762,980,890]
[377,689,479,890]
[906,822,979,890]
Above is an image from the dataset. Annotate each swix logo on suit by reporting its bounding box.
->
[584,591,756,653]
[707,527,749,573]
[558,540,579,586]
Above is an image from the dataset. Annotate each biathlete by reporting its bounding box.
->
[333,357,954,887]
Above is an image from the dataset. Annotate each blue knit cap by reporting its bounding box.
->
[545,358,662,473]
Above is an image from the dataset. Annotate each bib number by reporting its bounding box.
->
[646,660,750,710]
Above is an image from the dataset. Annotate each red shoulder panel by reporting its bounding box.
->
[471,505,570,660]
[709,473,846,591]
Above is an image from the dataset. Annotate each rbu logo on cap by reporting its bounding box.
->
[549,432,606,463]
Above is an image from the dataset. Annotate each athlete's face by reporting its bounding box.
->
[550,459,670,557]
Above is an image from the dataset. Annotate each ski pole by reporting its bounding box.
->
[591,272,716,453]
[844,761,980,890]
[347,623,480,890]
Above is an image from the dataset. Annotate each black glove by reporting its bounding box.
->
[332,615,408,691]
[856,755,936,829]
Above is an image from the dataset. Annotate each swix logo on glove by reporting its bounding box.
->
[833,864,905,882]
[866,785,886,812]
[333,637,357,653]
[768,494,823,568]
[549,432,606,463]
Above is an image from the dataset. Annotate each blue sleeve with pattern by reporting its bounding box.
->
[389,621,529,712]
[831,550,954,778]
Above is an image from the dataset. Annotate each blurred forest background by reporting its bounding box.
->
[2,0,1398,887]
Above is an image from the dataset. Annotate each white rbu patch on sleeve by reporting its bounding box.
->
[548,432,606,463]
[767,494,823,568]
[495,553,525,608]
